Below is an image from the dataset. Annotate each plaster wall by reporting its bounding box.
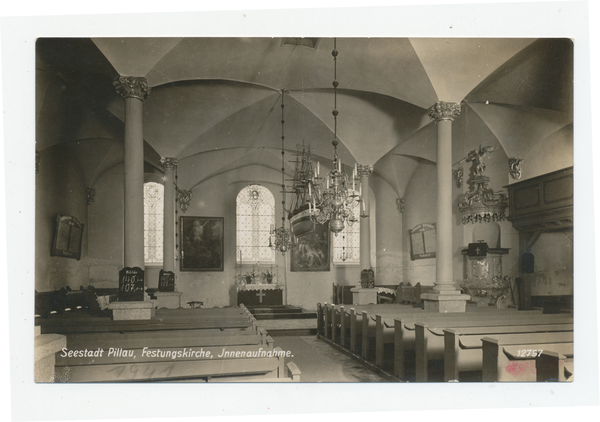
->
[402,160,437,286]
[35,146,89,292]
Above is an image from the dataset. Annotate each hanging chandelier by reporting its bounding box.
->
[269,90,293,254]
[306,38,363,234]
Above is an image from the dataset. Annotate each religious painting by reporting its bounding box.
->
[291,221,330,272]
[180,216,224,271]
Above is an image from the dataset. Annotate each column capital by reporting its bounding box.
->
[114,76,151,101]
[160,157,178,170]
[428,101,460,122]
[357,164,373,177]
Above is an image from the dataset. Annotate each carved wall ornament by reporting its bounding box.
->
[86,188,95,205]
[427,101,461,122]
[160,157,178,171]
[357,164,373,177]
[457,145,508,224]
[453,167,463,188]
[509,157,523,180]
[396,197,405,214]
[177,188,192,213]
[113,76,151,101]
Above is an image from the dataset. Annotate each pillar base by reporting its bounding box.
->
[421,292,471,313]
[155,291,183,309]
[109,301,154,320]
[34,326,67,382]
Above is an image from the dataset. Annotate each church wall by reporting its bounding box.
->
[35,146,89,292]
[86,165,124,289]
[459,106,573,298]
[401,160,437,287]
[371,173,403,286]
[172,164,337,310]
[516,124,573,182]
[529,231,573,296]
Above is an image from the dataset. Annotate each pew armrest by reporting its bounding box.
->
[286,362,301,382]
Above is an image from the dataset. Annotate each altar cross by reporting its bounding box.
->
[475,247,481,254]
[256,290,266,304]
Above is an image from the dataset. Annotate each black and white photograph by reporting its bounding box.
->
[3,1,599,421]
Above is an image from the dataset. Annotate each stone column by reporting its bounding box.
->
[114,76,151,269]
[421,101,470,312]
[161,158,177,272]
[358,164,373,270]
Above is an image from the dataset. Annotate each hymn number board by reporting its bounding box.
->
[408,223,436,260]
[158,270,175,292]
[119,267,145,301]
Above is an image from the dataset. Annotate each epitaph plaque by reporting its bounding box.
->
[158,270,175,292]
[118,267,145,301]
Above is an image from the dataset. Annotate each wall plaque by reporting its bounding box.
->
[408,223,436,260]
[51,214,84,260]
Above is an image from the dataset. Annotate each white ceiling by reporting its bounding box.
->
[35,37,573,195]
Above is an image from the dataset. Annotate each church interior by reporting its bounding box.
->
[34,37,574,383]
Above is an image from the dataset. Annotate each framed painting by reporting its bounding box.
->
[291,221,330,272]
[180,216,224,271]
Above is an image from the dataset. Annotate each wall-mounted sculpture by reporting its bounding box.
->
[509,158,523,180]
[452,167,463,188]
[457,145,508,224]
[86,188,95,205]
[396,197,405,214]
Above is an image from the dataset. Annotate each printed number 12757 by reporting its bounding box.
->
[516,349,544,357]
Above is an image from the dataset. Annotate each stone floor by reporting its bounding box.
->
[273,335,389,383]
[256,318,317,331]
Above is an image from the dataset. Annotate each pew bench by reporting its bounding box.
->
[481,332,574,382]
[430,321,574,382]
[373,309,542,369]
[536,350,574,382]
[391,311,568,380]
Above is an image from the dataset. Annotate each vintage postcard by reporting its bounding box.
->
[3,1,598,421]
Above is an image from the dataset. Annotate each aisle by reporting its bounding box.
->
[273,336,388,382]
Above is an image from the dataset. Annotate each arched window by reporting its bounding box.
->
[236,184,275,263]
[332,202,360,264]
[144,182,164,264]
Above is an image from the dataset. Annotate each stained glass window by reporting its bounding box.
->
[236,185,275,263]
[144,182,164,264]
[332,202,360,264]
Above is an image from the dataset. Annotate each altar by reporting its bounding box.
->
[237,284,283,306]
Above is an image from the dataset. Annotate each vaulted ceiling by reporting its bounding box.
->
[35,37,573,195]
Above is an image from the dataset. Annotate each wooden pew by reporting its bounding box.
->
[536,350,574,382]
[55,338,293,382]
[481,332,574,382]
[38,306,255,335]
[334,303,529,363]
[427,320,573,382]
[46,306,297,382]
[372,308,538,368]
[50,305,300,382]
[391,311,564,380]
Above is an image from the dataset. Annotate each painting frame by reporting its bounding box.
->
[180,216,224,272]
[291,221,330,272]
